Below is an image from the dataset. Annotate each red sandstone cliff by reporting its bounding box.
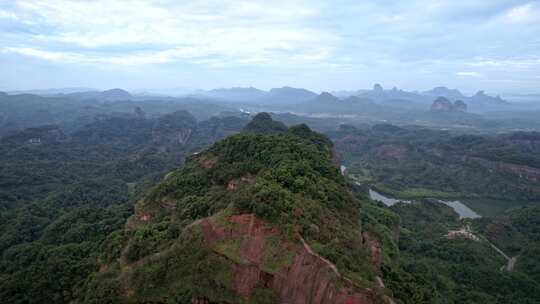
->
[197,213,382,304]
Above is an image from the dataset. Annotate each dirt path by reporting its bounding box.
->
[506,256,517,271]
[451,225,517,272]
[484,237,517,272]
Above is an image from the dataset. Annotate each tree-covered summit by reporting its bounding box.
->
[242,112,288,134]
[80,116,395,304]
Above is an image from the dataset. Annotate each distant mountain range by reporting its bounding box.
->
[333,84,508,107]
[7,87,97,95]
[191,84,508,110]
[191,86,318,105]
[63,88,133,101]
[4,84,515,113]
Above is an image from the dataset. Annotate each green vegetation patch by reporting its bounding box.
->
[261,235,296,273]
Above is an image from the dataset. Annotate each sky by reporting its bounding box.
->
[1,0,539,94]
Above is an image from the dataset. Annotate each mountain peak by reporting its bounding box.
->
[266,87,318,103]
[100,88,132,101]
[83,120,389,303]
[422,87,465,100]
[242,112,287,134]
[373,83,384,91]
[431,96,468,112]
[475,90,486,96]
[316,91,340,102]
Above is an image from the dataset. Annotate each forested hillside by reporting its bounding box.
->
[78,115,398,303]
[0,111,248,303]
[329,125,540,214]
[1,113,540,303]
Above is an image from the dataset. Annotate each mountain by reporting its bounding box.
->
[453,100,467,112]
[242,112,287,134]
[430,97,467,112]
[422,86,466,100]
[470,90,508,105]
[430,97,454,111]
[6,87,97,96]
[342,95,375,105]
[132,86,200,97]
[358,84,428,104]
[203,87,268,102]
[301,92,396,115]
[191,86,318,105]
[266,86,318,104]
[313,91,342,103]
[331,84,509,112]
[80,115,396,303]
[99,88,133,101]
[63,88,133,101]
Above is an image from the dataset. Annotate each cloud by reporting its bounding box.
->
[467,57,540,70]
[1,0,540,92]
[0,9,18,20]
[503,2,540,24]
[456,71,482,77]
[3,0,337,67]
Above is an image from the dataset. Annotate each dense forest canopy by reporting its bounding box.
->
[1,94,540,303]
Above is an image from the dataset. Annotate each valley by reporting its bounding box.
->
[1,90,539,303]
[3,1,540,302]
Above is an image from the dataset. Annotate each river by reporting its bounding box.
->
[369,189,481,219]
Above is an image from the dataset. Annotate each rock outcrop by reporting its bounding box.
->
[199,213,378,304]
[470,90,507,105]
[152,110,197,146]
[430,97,468,112]
[453,100,467,112]
[431,97,453,111]
[468,157,540,182]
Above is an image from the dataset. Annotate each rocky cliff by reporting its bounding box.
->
[430,97,468,112]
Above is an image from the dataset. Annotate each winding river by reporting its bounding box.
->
[369,189,481,219]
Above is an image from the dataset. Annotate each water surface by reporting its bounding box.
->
[369,189,481,219]
[369,189,411,206]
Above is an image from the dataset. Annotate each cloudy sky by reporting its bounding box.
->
[1,0,539,93]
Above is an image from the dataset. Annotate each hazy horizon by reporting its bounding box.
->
[4,84,537,100]
[1,1,540,94]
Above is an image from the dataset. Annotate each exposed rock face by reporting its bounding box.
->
[134,106,146,118]
[152,110,197,146]
[199,213,378,304]
[373,84,384,92]
[362,232,383,269]
[430,97,468,112]
[453,100,467,112]
[506,133,540,151]
[468,157,540,182]
[376,144,407,160]
[430,97,454,111]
